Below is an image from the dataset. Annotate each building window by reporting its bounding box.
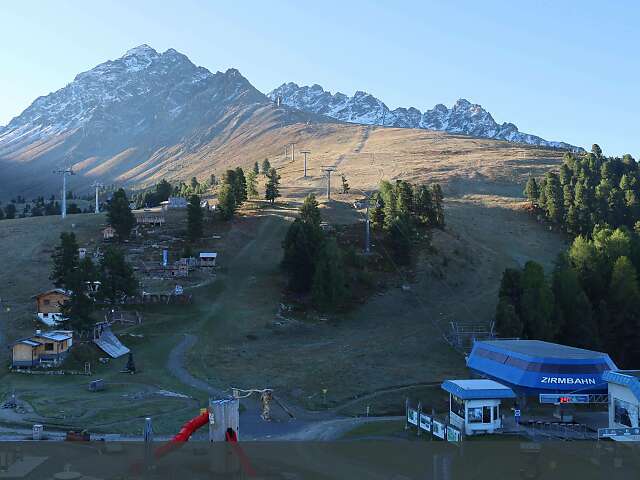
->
[43,299,50,306]
[451,395,465,419]
[45,343,54,351]
[493,406,498,422]
[483,406,492,423]
[468,407,483,423]
[614,398,634,427]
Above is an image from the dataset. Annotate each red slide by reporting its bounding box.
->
[152,410,255,476]
[154,410,210,458]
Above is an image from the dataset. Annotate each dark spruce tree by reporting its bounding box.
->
[98,247,138,304]
[187,194,203,241]
[312,238,347,310]
[107,188,135,241]
[50,232,80,289]
[265,168,281,204]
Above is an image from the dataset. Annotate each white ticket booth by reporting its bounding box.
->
[441,379,515,436]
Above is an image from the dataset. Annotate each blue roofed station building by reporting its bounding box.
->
[466,340,617,397]
[442,379,516,436]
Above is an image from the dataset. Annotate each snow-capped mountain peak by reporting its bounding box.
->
[268,83,582,151]
[0,46,267,152]
[124,44,159,58]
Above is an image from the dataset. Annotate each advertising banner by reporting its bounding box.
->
[407,408,418,426]
[419,413,432,432]
[432,420,445,439]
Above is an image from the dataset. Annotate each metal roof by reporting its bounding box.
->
[442,379,516,400]
[603,371,640,402]
[478,340,609,360]
[94,328,130,358]
[467,340,617,395]
[36,331,72,342]
[14,339,42,347]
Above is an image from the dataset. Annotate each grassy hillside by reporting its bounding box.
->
[0,124,570,435]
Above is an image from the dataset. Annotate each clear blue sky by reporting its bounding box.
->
[1,0,638,155]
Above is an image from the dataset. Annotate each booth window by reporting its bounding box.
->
[468,407,483,423]
[451,395,465,419]
[483,406,491,423]
[614,398,634,427]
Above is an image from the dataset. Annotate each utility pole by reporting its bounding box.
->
[53,167,74,219]
[354,195,373,254]
[300,150,310,178]
[365,199,371,254]
[290,142,297,164]
[91,181,104,214]
[321,166,336,201]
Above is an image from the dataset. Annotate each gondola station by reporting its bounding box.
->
[427,339,640,440]
[466,340,617,397]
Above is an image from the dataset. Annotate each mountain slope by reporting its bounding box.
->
[0,45,570,199]
[0,45,317,197]
[268,83,582,152]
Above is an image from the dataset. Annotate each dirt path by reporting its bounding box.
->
[167,334,224,397]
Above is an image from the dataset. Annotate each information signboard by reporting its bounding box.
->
[419,413,432,432]
[446,425,462,443]
[407,408,418,426]
[539,394,590,404]
[432,420,445,439]
[598,427,640,438]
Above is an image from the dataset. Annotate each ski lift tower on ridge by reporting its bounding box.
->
[53,166,75,219]
[321,166,337,201]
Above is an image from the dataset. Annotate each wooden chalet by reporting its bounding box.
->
[10,330,73,368]
[33,288,70,314]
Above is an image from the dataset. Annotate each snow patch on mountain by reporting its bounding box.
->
[269,83,582,152]
[0,45,263,153]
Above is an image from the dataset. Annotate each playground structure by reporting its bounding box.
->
[231,387,295,421]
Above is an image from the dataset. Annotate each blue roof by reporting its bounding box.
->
[477,340,611,361]
[467,340,617,395]
[603,371,640,402]
[442,379,516,400]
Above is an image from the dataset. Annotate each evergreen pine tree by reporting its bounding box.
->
[544,172,564,223]
[369,192,385,230]
[281,219,323,292]
[524,177,539,205]
[187,194,203,241]
[520,261,556,340]
[246,170,259,198]
[431,184,445,227]
[413,185,434,225]
[299,194,322,227]
[261,158,271,175]
[312,238,347,310]
[265,168,280,203]
[50,232,80,289]
[608,256,640,366]
[495,297,523,338]
[387,216,413,265]
[217,183,236,220]
[98,247,138,304]
[107,188,135,241]
[234,167,248,203]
